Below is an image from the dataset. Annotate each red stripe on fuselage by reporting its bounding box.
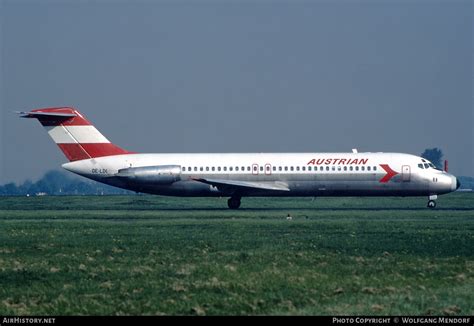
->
[57,143,132,161]
[57,143,90,161]
[379,164,399,183]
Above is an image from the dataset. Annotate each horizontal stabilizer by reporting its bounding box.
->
[192,177,290,192]
[17,111,78,118]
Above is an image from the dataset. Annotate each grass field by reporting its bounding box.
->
[0,193,473,315]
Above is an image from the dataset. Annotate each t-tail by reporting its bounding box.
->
[19,107,131,161]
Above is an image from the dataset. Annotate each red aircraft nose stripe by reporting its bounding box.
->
[379,164,399,183]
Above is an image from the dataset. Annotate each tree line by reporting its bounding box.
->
[0,170,131,196]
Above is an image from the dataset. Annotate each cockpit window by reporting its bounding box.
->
[419,160,443,171]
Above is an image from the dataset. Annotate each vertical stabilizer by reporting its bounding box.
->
[20,107,131,161]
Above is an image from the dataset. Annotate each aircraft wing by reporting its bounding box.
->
[192,177,290,193]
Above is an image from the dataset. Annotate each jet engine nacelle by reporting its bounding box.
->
[116,165,181,185]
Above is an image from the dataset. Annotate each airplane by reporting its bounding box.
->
[19,107,460,209]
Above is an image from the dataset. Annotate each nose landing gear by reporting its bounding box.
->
[427,200,436,208]
[227,196,241,209]
[427,195,437,209]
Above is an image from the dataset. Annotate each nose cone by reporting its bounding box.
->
[450,175,460,192]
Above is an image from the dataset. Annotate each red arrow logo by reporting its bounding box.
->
[379,164,399,183]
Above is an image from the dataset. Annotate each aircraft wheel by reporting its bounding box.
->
[427,200,436,209]
[227,197,241,209]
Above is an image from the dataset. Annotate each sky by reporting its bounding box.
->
[0,0,472,184]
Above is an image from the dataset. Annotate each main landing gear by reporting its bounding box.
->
[227,196,241,209]
[427,195,437,209]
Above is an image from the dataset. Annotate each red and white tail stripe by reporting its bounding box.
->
[21,107,131,161]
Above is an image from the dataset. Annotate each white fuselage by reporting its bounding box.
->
[21,107,459,209]
[62,152,458,197]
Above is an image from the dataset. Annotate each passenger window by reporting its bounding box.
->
[242,166,245,171]
[290,167,294,171]
[307,166,311,171]
[332,166,335,171]
[260,166,264,172]
[235,167,239,172]
[206,167,209,171]
[296,167,300,171]
[230,167,233,171]
[279,166,282,171]
[326,166,329,171]
[285,167,288,171]
[373,166,376,171]
[224,167,227,172]
[344,166,347,171]
[361,166,365,171]
[367,166,371,171]
[212,167,215,171]
[194,167,198,171]
[218,167,221,171]
[200,167,203,171]
[350,166,353,171]
[355,166,359,171]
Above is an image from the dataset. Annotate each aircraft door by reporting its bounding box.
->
[402,165,411,182]
[265,164,272,175]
